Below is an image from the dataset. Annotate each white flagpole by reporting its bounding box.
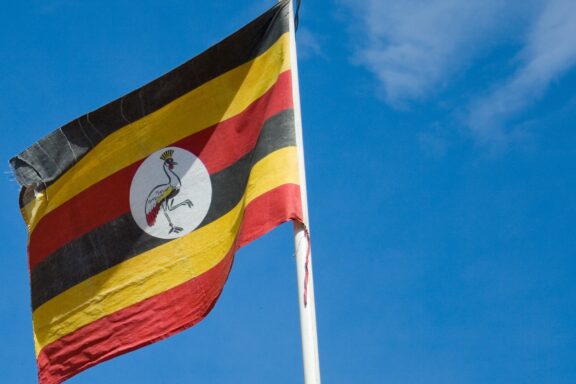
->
[285,1,322,382]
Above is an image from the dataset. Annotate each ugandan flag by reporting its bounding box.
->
[9,1,304,383]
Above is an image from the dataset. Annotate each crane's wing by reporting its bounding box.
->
[145,185,174,226]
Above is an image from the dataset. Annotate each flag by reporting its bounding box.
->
[10,1,303,382]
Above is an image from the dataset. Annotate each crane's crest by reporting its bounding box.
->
[160,149,174,161]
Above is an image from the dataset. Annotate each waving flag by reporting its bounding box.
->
[10,1,302,382]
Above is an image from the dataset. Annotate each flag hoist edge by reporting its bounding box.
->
[10,1,303,383]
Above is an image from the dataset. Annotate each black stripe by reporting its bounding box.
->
[30,110,295,310]
[12,0,290,204]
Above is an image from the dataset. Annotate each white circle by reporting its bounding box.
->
[129,147,212,239]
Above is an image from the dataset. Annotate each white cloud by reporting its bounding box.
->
[467,0,576,146]
[342,0,518,105]
[296,27,324,60]
[343,0,576,149]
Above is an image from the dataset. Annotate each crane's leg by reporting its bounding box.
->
[162,205,183,234]
[167,199,193,211]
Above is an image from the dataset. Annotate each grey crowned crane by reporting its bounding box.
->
[144,149,193,234]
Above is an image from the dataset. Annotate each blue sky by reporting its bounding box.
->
[1,0,576,383]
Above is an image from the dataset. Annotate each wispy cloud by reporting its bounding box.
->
[341,0,516,105]
[467,0,576,147]
[296,27,325,60]
[342,0,576,149]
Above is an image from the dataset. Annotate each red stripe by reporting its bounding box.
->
[36,184,302,384]
[28,70,293,270]
[238,184,302,247]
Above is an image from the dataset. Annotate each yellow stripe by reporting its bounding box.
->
[23,33,291,232]
[33,146,299,355]
[22,190,46,232]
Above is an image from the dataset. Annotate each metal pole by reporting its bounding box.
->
[285,1,322,382]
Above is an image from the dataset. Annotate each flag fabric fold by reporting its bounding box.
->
[10,1,302,383]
